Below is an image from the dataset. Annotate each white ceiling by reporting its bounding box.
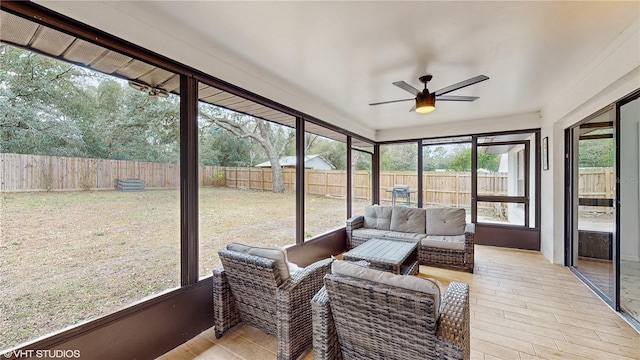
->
[37,1,639,142]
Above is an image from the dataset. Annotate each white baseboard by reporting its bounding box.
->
[621,254,640,263]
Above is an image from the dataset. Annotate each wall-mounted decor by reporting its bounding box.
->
[542,136,549,170]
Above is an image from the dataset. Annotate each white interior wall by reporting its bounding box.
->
[540,19,640,264]
[620,98,640,263]
[377,111,540,142]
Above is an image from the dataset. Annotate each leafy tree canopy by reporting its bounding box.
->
[1,45,180,162]
[579,138,613,167]
[380,144,417,171]
[448,148,500,172]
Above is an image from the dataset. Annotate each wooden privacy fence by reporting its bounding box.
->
[0,153,223,191]
[0,154,616,209]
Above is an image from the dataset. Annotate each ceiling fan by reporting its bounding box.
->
[369,74,489,114]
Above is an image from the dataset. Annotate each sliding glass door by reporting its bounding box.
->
[568,109,616,303]
[619,96,640,324]
[567,94,640,330]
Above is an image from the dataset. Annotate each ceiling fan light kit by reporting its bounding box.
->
[415,92,435,114]
[370,74,489,114]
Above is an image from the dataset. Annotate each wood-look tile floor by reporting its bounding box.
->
[157,245,640,360]
[621,260,640,321]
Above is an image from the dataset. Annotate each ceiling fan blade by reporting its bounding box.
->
[369,98,414,106]
[393,81,421,96]
[434,75,489,96]
[409,104,416,112]
[436,95,479,102]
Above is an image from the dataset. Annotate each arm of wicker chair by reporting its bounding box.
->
[464,222,475,235]
[464,223,475,273]
[436,281,470,360]
[346,215,364,249]
[212,265,240,339]
[311,286,342,360]
[276,257,334,360]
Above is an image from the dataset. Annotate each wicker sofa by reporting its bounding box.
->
[346,206,475,273]
[312,260,470,360]
[213,243,333,360]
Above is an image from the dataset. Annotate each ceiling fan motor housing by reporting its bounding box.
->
[369,74,487,112]
[419,75,433,84]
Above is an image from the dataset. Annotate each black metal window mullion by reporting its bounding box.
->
[347,136,353,218]
[524,140,530,227]
[535,130,541,229]
[614,100,622,311]
[417,140,423,208]
[180,75,199,286]
[471,136,478,223]
[475,196,528,203]
[372,144,381,205]
[296,117,305,244]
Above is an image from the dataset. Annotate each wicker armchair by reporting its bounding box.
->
[311,267,470,360]
[213,247,333,360]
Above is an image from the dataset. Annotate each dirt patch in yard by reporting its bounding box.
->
[0,187,354,350]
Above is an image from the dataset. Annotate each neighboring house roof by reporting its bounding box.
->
[256,155,335,170]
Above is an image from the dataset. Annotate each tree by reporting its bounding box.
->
[579,138,613,167]
[0,45,87,156]
[447,148,500,172]
[199,127,252,166]
[305,135,347,170]
[380,144,418,171]
[199,106,290,193]
[423,145,454,171]
[1,45,181,162]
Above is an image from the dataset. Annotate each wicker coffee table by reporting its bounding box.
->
[343,238,419,275]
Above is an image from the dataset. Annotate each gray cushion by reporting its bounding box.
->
[363,206,392,230]
[426,208,466,235]
[331,260,441,317]
[227,243,290,281]
[421,235,466,250]
[383,231,425,242]
[351,228,391,240]
[390,206,426,233]
[287,261,302,275]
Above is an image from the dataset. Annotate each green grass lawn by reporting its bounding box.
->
[0,187,353,350]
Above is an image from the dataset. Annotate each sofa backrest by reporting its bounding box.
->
[363,205,393,230]
[426,207,466,235]
[390,206,426,233]
[362,206,468,236]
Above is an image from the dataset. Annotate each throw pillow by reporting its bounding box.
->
[426,207,466,235]
[390,206,426,233]
[363,205,392,230]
